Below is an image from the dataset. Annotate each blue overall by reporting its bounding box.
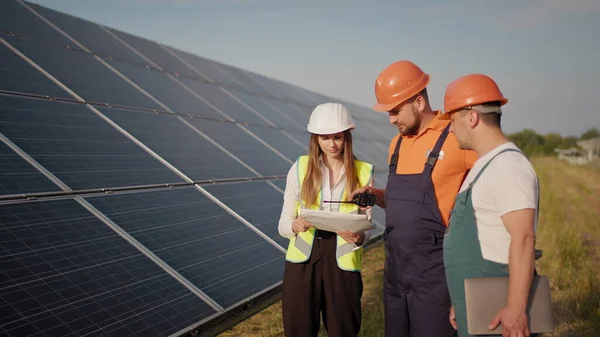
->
[383,124,456,337]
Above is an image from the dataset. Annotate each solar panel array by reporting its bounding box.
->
[0,1,397,336]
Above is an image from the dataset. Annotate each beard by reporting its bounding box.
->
[398,107,421,136]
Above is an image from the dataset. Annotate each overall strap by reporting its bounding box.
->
[389,136,403,174]
[469,148,521,188]
[423,123,451,175]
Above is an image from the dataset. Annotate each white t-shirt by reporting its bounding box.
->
[458,142,539,264]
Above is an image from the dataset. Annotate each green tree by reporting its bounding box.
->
[543,133,564,153]
[561,136,579,149]
[508,129,545,156]
[580,127,600,140]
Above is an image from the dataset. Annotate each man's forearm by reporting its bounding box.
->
[508,235,535,310]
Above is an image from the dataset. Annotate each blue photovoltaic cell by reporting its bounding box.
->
[360,120,396,144]
[86,187,285,309]
[0,198,216,337]
[0,95,184,190]
[4,35,161,110]
[246,73,301,103]
[240,124,305,163]
[271,179,287,192]
[0,1,71,45]
[353,139,388,169]
[0,141,59,196]
[27,3,147,65]
[167,47,246,90]
[216,67,264,95]
[228,89,305,130]
[0,43,70,99]
[282,129,310,152]
[106,29,206,81]
[190,118,293,177]
[260,99,311,131]
[179,77,268,125]
[107,60,224,119]
[97,106,257,181]
[203,181,288,248]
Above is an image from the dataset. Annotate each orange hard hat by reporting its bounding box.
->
[443,73,508,115]
[373,60,430,112]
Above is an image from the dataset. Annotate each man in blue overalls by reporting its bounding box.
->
[440,73,540,337]
[352,60,477,336]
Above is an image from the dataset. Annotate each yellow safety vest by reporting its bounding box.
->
[284,155,374,272]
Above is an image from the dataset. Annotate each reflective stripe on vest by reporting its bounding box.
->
[284,155,374,272]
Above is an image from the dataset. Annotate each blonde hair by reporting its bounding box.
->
[300,129,360,208]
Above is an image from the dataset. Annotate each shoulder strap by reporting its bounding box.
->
[423,123,451,175]
[389,136,403,174]
[469,148,521,187]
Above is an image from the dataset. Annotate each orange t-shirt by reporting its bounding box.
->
[387,111,478,226]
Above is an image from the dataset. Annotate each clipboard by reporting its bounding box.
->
[299,209,374,233]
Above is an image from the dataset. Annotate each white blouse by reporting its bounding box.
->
[277,155,373,246]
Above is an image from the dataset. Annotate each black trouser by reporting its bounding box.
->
[282,230,363,337]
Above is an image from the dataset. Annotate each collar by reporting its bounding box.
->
[318,154,346,174]
[415,110,449,137]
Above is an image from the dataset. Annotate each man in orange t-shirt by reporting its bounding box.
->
[351,60,477,337]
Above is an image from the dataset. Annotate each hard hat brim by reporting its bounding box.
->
[307,125,355,135]
[439,100,508,120]
[372,100,403,113]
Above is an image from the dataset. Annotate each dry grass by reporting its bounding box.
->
[532,156,600,336]
[218,156,600,337]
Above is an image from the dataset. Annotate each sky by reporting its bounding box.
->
[26,0,600,137]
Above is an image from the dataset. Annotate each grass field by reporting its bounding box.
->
[217,156,600,337]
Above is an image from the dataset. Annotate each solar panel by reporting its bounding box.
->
[263,99,313,129]
[1,1,392,335]
[178,77,272,124]
[167,48,247,90]
[0,0,70,44]
[227,89,306,130]
[85,187,285,309]
[202,181,291,249]
[96,106,258,181]
[3,36,162,110]
[107,30,194,75]
[0,95,184,190]
[26,2,146,66]
[0,42,69,99]
[188,119,294,177]
[0,141,59,196]
[0,198,217,337]
[106,61,225,119]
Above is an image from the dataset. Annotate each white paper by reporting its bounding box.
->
[299,209,374,233]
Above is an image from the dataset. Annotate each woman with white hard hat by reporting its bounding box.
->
[278,102,375,337]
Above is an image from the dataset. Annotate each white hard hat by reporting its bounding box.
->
[306,102,356,135]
